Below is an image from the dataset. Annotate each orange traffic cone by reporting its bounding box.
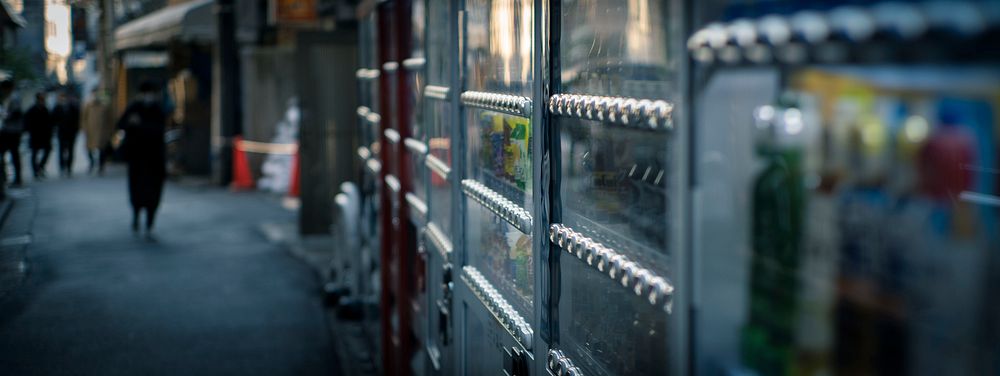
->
[231,135,255,191]
[287,149,300,197]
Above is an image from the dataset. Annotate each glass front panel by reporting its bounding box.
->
[464,0,534,96]
[558,121,668,269]
[695,66,1000,375]
[462,0,536,314]
[408,0,428,204]
[467,109,533,207]
[427,100,453,235]
[559,262,668,376]
[559,0,676,98]
[554,0,678,374]
[465,203,533,318]
[463,303,504,375]
[426,0,452,86]
[464,107,534,316]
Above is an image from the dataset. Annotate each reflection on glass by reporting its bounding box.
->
[560,0,673,98]
[465,0,533,95]
[426,0,452,85]
[466,203,533,317]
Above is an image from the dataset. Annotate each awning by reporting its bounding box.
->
[114,0,216,51]
[0,1,26,28]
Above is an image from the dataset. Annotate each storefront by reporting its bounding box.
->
[114,0,215,176]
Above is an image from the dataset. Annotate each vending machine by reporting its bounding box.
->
[449,0,688,374]
[688,1,1000,375]
[455,0,541,374]
[353,7,384,370]
[418,0,461,374]
[376,0,422,374]
[543,0,685,375]
[403,0,431,374]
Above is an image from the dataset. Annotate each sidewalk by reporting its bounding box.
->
[0,187,35,301]
[0,166,339,375]
[260,222,379,376]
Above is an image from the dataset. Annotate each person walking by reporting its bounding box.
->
[24,92,51,179]
[0,79,24,189]
[81,88,113,175]
[52,89,81,177]
[117,81,166,238]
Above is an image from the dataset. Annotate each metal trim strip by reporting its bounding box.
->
[425,154,451,181]
[686,2,993,65]
[384,128,401,144]
[356,146,371,161]
[461,266,533,350]
[460,91,533,118]
[549,224,674,313]
[547,350,583,376]
[548,94,673,131]
[424,85,450,100]
[365,158,381,175]
[425,222,453,258]
[385,174,401,194]
[404,138,429,155]
[355,68,380,80]
[402,57,427,70]
[461,179,532,234]
[405,192,428,220]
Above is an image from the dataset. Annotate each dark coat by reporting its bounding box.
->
[117,101,166,210]
[52,102,81,141]
[1,96,24,135]
[24,103,51,149]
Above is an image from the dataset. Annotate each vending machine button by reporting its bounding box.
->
[790,10,830,45]
[758,15,792,46]
[828,6,876,42]
[924,1,986,36]
[607,254,627,280]
[619,261,640,288]
[547,349,564,371]
[872,2,926,40]
[595,247,610,272]
[584,242,599,265]
[631,269,650,296]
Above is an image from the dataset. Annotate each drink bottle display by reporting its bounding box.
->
[726,66,1000,375]
[507,116,531,192]
[742,103,807,376]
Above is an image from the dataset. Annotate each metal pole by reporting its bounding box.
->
[98,0,113,94]
[216,0,240,185]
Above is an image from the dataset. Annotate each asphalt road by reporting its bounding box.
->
[0,167,338,375]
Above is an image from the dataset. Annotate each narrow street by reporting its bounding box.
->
[0,166,338,375]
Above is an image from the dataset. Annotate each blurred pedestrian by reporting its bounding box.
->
[117,81,166,238]
[82,88,113,175]
[24,92,51,179]
[0,78,24,188]
[52,89,80,177]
